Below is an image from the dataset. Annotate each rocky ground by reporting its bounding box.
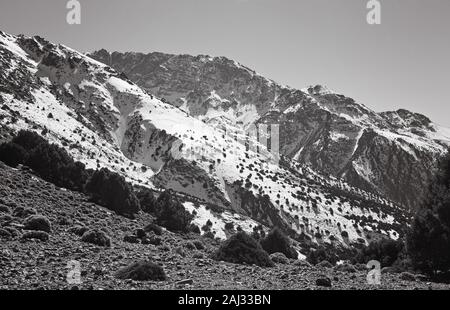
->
[1,161,449,290]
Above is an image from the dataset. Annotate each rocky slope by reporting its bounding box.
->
[0,162,447,290]
[89,50,450,210]
[0,30,408,250]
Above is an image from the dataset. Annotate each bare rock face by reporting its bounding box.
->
[89,51,450,210]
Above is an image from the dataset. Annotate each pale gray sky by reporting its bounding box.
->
[0,0,449,126]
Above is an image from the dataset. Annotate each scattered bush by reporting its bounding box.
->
[0,142,27,167]
[23,215,51,233]
[260,227,297,259]
[269,252,289,264]
[85,168,140,216]
[25,142,88,192]
[81,229,111,247]
[334,263,357,273]
[136,187,157,214]
[316,276,332,287]
[213,232,274,267]
[317,260,333,268]
[154,190,193,232]
[352,238,404,267]
[115,260,166,281]
[144,222,163,235]
[307,246,339,265]
[193,240,205,250]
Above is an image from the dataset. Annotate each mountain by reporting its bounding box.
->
[89,50,450,210]
[0,31,414,254]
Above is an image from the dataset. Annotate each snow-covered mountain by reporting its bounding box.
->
[0,31,413,252]
[89,50,450,210]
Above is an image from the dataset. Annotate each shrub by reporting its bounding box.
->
[193,240,205,250]
[213,232,274,267]
[81,229,111,247]
[307,246,339,265]
[154,190,193,232]
[269,252,289,264]
[352,238,404,267]
[144,222,163,236]
[23,215,52,233]
[334,263,357,273]
[136,187,157,214]
[317,260,333,268]
[85,168,140,216]
[25,141,88,192]
[115,260,166,281]
[0,142,27,167]
[260,227,297,259]
[11,130,46,150]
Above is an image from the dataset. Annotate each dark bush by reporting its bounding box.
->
[11,130,46,150]
[23,215,52,233]
[352,238,404,267]
[81,229,111,247]
[26,142,88,191]
[0,131,89,192]
[260,227,297,259]
[136,187,157,214]
[85,168,140,216]
[307,246,339,265]
[213,232,274,267]
[154,190,193,232]
[144,222,163,235]
[115,260,166,281]
[0,142,27,167]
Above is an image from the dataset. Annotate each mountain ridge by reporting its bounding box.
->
[89,49,450,210]
[0,31,409,251]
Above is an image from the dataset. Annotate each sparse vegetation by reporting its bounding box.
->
[213,232,274,267]
[85,168,140,217]
[154,190,193,232]
[260,227,297,259]
[115,260,166,281]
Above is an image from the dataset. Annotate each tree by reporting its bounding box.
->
[213,232,274,267]
[260,227,297,259]
[136,187,157,215]
[154,190,193,232]
[0,142,27,167]
[407,152,450,275]
[85,168,140,216]
[25,141,88,191]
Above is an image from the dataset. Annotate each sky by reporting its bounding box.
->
[0,0,449,126]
